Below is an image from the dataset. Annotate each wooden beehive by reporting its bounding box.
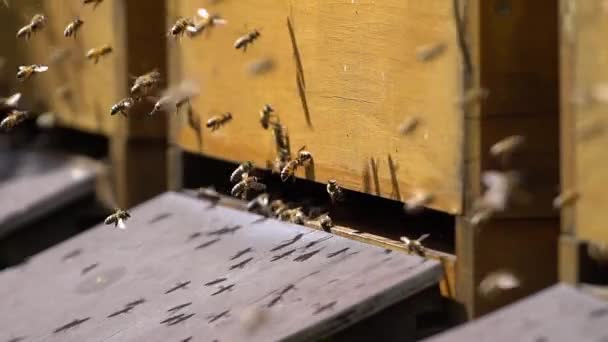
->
[559,0,608,283]
[4,0,169,207]
[167,0,560,317]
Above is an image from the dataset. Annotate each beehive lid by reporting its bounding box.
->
[0,192,442,342]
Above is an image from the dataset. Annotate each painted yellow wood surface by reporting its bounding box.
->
[174,0,464,214]
[566,1,608,244]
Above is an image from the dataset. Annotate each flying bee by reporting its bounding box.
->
[230,161,254,183]
[234,29,261,52]
[206,112,233,131]
[83,0,104,9]
[86,45,112,64]
[16,14,47,40]
[131,70,161,97]
[110,97,138,117]
[553,189,579,209]
[457,87,489,107]
[1,110,29,131]
[64,18,84,38]
[186,8,228,37]
[248,58,275,76]
[16,64,48,81]
[149,80,199,115]
[231,174,266,200]
[0,93,21,114]
[280,147,312,182]
[259,104,276,129]
[470,170,525,226]
[247,193,274,217]
[398,116,419,135]
[104,208,131,229]
[326,180,344,203]
[478,270,520,298]
[400,233,430,256]
[490,135,525,160]
[416,42,446,62]
[403,191,434,213]
[168,17,195,38]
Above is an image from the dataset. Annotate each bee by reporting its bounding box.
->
[553,189,579,209]
[16,64,48,81]
[326,180,344,203]
[0,93,21,114]
[270,199,288,217]
[456,87,489,107]
[280,147,312,182]
[248,58,275,76]
[196,186,221,202]
[186,8,228,37]
[110,97,138,117]
[16,14,47,40]
[150,80,200,116]
[400,233,430,256]
[318,214,333,231]
[403,191,434,213]
[64,18,84,38]
[398,116,419,135]
[416,43,446,62]
[1,110,29,131]
[470,170,523,226]
[131,70,161,97]
[168,17,195,38]
[104,208,130,229]
[230,161,254,183]
[478,271,520,298]
[247,193,273,217]
[86,45,113,64]
[490,135,525,159]
[83,0,104,9]
[231,174,266,199]
[278,207,307,224]
[259,104,276,129]
[206,112,233,131]
[234,29,261,52]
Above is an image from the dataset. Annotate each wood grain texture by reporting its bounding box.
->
[173,0,464,214]
[11,0,167,139]
[0,149,99,238]
[0,192,442,342]
[424,283,608,342]
[565,1,608,244]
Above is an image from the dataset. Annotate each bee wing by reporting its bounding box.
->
[417,233,430,242]
[186,24,200,33]
[5,93,21,107]
[399,236,411,244]
[34,65,49,72]
[196,8,210,19]
[212,18,228,25]
[18,66,26,71]
[117,218,127,230]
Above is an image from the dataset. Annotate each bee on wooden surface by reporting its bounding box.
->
[231,174,266,200]
[270,199,288,217]
[278,207,307,225]
[110,97,138,117]
[403,191,434,214]
[416,43,446,62]
[234,29,261,52]
[186,8,227,37]
[168,17,196,39]
[553,189,579,209]
[490,135,525,160]
[478,271,520,298]
[83,0,104,9]
[131,70,161,97]
[86,45,112,64]
[259,104,279,129]
[400,233,430,256]
[150,80,200,115]
[326,180,344,203]
[206,112,233,131]
[230,161,254,183]
[16,14,47,40]
[398,116,419,135]
[1,110,29,131]
[104,208,130,229]
[64,18,84,38]
[317,214,333,231]
[0,93,21,114]
[280,147,312,182]
[16,64,48,81]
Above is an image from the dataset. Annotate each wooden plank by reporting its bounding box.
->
[174,0,464,214]
[11,0,166,139]
[567,1,608,244]
[0,192,442,342]
[424,283,608,342]
[0,149,99,238]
